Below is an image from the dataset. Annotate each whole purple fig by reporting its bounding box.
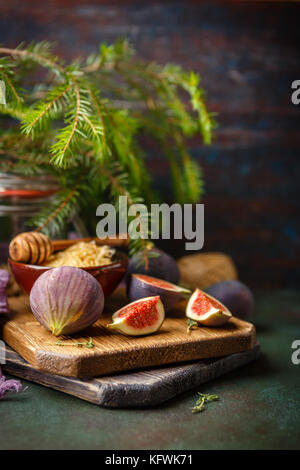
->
[30,266,104,336]
[127,248,180,284]
[206,280,254,321]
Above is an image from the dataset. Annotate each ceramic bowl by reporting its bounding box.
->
[8,243,128,298]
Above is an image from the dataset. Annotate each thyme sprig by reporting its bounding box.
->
[187,318,198,333]
[191,393,219,413]
[49,337,95,349]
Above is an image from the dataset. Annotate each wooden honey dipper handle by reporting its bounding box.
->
[9,232,53,265]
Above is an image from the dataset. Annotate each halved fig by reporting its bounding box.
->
[107,296,165,336]
[186,288,232,327]
[127,274,190,311]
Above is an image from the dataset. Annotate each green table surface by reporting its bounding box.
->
[1,290,300,450]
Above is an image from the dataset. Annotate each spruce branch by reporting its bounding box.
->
[0,43,65,76]
[1,72,22,106]
[49,82,81,166]
[0,39,215,260]
[28,166,94,235]
[0,104,26,120]
[34,185,79,234]
[94,160,151,269]
[87,86,107,149]
[21,82,73,137]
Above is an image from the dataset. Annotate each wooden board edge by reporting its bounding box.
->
[1,342,261,408]
[1,345,100,404]
[68,322,257,378]
[98,343,262,408]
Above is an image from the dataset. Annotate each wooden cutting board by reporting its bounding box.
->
[0,289,256,379]
[1,342,260,408]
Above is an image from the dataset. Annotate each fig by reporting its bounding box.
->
[107,296,165,336]
[206,280,254,321]
[127,247,180,284]
[29,266,104,336]
[186,288,232,327]
[127,273,190,311]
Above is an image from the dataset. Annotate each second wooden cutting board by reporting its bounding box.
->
[0,289,256,378]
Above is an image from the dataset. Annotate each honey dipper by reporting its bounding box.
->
[9,232,53,265]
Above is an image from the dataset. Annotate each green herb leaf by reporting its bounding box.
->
[85,337,95,348]
[49,337,95,349]
[191,393,219,413]
[187,318,198,333]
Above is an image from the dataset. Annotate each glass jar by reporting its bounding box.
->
[0,172,88,262]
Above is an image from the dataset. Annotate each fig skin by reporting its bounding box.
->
[126,248,180,284]
[186,288,232,327]
[29,266,104,336]
[107,296,165,336]
[127,274,189,311]
[206,280,254,321]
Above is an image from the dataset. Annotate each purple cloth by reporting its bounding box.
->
[0,269,9,314]
[0,366,23,399]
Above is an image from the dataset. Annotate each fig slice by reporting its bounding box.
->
[107,296,165,336]
[186,288,232,327]
[127,274,190,311]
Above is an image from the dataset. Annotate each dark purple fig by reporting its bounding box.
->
[30,266,104,336]
[107,296,165,336]
[127,273,190,311]
[206,280,254,321]
[127,248,180,284]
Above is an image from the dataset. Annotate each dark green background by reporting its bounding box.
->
[1,290,300,450]
[1,1,300,451]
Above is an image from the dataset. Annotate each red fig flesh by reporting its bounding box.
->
[127,274,190,311]
[30,266,104,336]
[107,296,165,336]
[186,288,232,327]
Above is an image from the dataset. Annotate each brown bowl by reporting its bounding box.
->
[8,247,128,298]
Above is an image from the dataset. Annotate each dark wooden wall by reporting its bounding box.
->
[1,1,300,288]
